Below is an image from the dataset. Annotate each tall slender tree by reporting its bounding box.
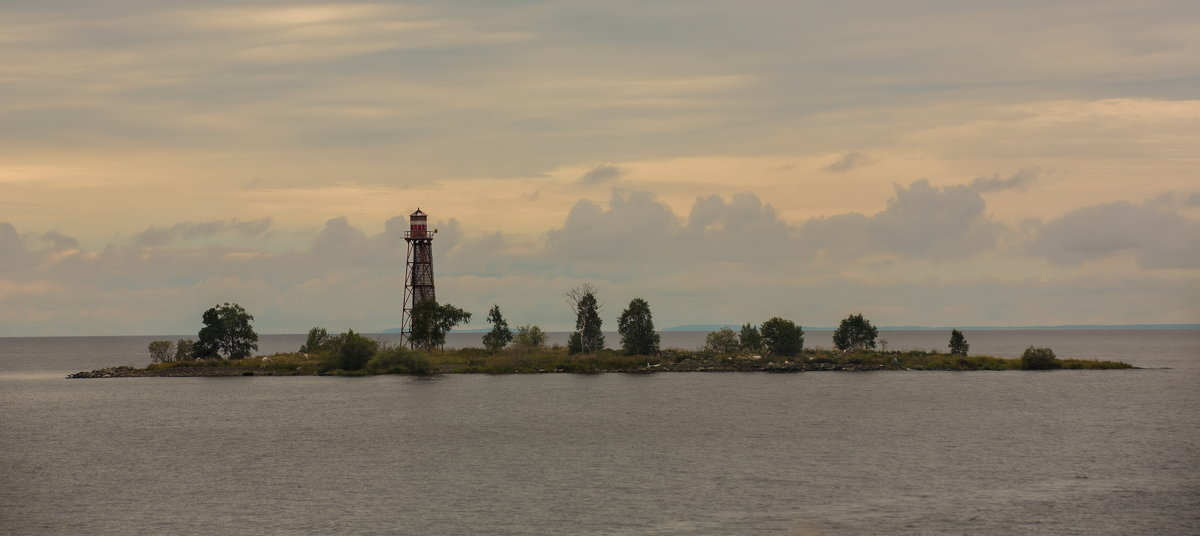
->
[949,329,969,356]
[566,284,604,354]
[617,298,660,355]
[481,304,513,352]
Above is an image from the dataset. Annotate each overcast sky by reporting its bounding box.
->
[2,0,1198,336]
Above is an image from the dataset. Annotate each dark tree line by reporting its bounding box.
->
[168,298,974,365]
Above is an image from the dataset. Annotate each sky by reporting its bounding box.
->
[1,0,1198,336]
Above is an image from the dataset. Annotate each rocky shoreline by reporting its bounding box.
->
[633,359,885,373]
[67,366,302,378]
[67,349,1133,378]
[68,359,890,378]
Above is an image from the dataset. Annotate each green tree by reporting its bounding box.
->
[705,327,740,354]
[148,340,173,363]
[300,327,331,353]
[174,338,194,361]
[739,323,763,353]
[193,303,259,359]
[949,329,969,356]
[832,313,878,351]
[514,325,547,349]
[1021,346,1060,370]
[409,299,472,351]
[760,317,804,357]
[481,304,514,352]
[566,284,604,354]
[617,298,660,355]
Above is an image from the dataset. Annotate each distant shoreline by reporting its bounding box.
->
[659,324,1200,332]
[382,324,1200,334]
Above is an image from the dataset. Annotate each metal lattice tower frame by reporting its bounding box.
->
[401,210,435,348]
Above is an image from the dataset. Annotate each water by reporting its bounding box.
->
[2,330,1198,535]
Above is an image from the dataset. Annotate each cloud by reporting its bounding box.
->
[969,169,1038,192]
[310,216,367,257]
[798,179,1000,260]
[133,218,272,247]
[38,231,79,250]
[545,190,678,262]
[2,178,1198,335]
[577,163,626,185]
[679,192,799,262]
[0,222,30,272]
[0,222,81,273]
[870,180,1000,258]
[822,151,874,173]
[542,180,1004,268]
[1149,191,1200,209]
[1028,201,1200,269]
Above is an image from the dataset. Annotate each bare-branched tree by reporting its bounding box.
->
[566,283,604,354]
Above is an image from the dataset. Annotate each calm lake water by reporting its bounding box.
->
[2,330,1198,535]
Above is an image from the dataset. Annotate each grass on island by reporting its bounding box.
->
[142,345,1134,376]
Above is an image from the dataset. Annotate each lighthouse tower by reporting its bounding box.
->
[401,208,435,347]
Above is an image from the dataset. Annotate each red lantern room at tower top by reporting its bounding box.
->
[407,208,428,238]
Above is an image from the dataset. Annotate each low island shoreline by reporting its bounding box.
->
[68,347,1135,378]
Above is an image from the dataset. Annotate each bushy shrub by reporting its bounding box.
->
[319,329,380,372]
[148,341,173,363]
[514,325,547,349]
[174,338,195,361]
[761,317,804,357]
[1021,347,1061,370]
[300,327,331,353]
[705,327,740,354]
[832,314,878,351]
[368,346,431,374]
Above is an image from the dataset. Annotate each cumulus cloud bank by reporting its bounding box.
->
[3,178,1194,336]
[1028,201,1200,269]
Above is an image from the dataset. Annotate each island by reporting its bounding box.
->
[68,346,1133,378]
